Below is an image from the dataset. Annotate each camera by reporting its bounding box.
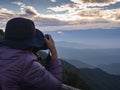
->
[40,34,49,50]
[32,34,49,53]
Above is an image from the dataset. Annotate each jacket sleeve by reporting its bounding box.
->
[22,54,62,90]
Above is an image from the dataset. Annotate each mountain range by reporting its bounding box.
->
[79,68,120,90]
[62,59,120,90]
[98,63,120,75]
[44,28,120,48]
[62,59,95,69]
[55,42,120,75]
[56,41,99,49]
[61,57,120,75]
[57,46,120,66]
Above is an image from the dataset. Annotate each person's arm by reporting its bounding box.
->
[45,34,62,81]
[22,35,62,90]
[44,34,57,60]
[22,55,62,90]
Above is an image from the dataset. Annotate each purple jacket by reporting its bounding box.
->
[0,46,62,90]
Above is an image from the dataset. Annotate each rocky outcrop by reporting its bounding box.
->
[62,84,81,90]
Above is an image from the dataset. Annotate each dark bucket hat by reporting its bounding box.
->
[0,17,45,49]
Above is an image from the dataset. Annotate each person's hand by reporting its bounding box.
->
[45,34,58,60]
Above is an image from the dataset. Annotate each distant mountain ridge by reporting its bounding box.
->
[56,41,99,49]
[98,63,120,75]
[57,47,120,66]
[44,28,120,38]
[63,59,95,69]
[79,68,120,90]
[61,59,120,90]
[61,59,91,90]
[66,58,120,75]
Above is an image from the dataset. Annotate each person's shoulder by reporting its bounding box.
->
[0,46,25,55]
[0,45,36,60]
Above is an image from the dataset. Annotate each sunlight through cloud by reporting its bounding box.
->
[0,0,120,31]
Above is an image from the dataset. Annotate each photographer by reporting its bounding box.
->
[0,17,62,90]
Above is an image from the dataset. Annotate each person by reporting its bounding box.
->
[0,17,62,90]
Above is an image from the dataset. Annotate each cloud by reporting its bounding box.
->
[0,8,16,28]
[0,3,17,28]
[57,31,64,35]
[70,0,118,7]
[47,0,120,23]
[47,4,120,22]
[12,2,24,6]
[38,22,120,31]
[9,1,120,23]
[0,2,67,29]
[48,4,79,13]
[21,5,40,16]
[0,1,120,31]
[33,16,67,28]
[0,8,15,15]
[0,6,120,31]
[51,0,56,2]
[12,2,40,16]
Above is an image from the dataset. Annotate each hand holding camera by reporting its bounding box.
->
[45,34,58,60]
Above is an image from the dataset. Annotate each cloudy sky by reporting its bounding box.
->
[0,0,120,31]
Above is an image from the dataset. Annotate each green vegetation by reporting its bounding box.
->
[39,57,91,90]
[61,59,120,90]
[61,60,90,90]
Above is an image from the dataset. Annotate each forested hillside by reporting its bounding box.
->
[61,59,90,90]
[61,59,120,90]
